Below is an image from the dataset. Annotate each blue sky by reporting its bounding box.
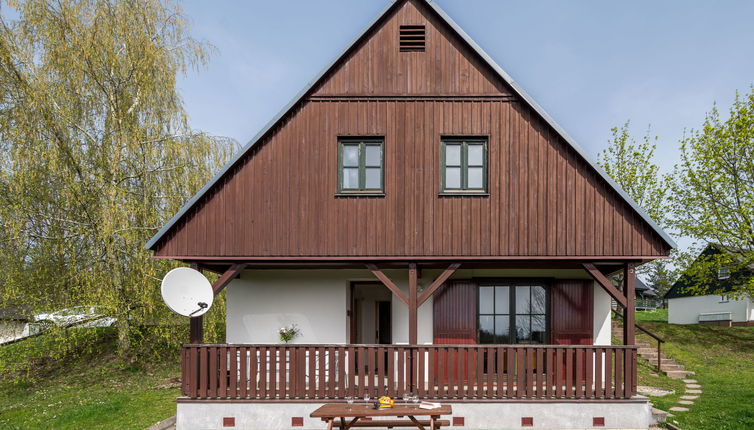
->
[178,0,754,252]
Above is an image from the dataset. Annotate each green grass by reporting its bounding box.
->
[0,330,181,430]
[633,308,754,430]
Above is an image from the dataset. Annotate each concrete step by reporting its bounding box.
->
[651,407,670,424]
[661,364,685,371]
[666,370,695,379]
[640,353,668,360]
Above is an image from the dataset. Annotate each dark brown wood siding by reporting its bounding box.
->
[550,280,594,345]
[151,0,670,259]
[311,0,510,97]
[433,280,477,344]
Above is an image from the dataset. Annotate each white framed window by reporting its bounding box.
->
[718,266,730,280]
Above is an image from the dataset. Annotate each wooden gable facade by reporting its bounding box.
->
[148,0,672,261]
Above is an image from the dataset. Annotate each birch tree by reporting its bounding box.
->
[0,0,234,355]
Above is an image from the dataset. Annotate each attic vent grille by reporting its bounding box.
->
[400,25,426,51]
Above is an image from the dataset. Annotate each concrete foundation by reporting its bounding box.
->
[176,399,651,430]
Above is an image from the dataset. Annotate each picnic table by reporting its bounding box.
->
[310,403,452,430]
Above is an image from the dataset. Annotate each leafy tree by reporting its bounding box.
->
[597,122,674,280]
[0,0,234,357]
[597,122,669,227]
[668,89,754,297]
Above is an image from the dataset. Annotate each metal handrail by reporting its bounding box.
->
[612,307,665,372]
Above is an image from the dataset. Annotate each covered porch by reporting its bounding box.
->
[181,259,641,403]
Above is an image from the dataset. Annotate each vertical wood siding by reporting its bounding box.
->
[550,280,594,345]
[152,0,669,258]
[433,280,477,344]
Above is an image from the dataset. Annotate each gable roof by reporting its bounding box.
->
[665,244,752,299]
[146,0,676,251]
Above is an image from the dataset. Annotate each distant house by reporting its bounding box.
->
[0,306,33,344]
[665,244,754,326]
[635,279,659,310]
[146,1,676,429]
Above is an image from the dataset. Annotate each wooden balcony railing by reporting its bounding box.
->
[181,344,637,401]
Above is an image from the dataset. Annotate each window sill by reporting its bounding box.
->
[335,192,386,198]
[438,192,489,197]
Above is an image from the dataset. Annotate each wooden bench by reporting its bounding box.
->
[331,419,451,429]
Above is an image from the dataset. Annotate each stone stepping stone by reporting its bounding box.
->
[670,406,690,412]
[678,400,694,405]
[683,379,698,383]
[686,383,701,389]
[681,395,699,400]
[686,389,703,394]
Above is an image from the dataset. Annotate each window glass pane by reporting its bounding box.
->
[494,316,510,344]
[342,168,359,189]
[342,145,360,167]
[494,286,509,314]
[479,287,494,314]
[365,145,381,167]
[467,144,484,165]
[531,315,546,343]
[468,167,484,189]
[479,315,494,344]
[531,286,546,314]
[445,167,461,189]
[515,315,532,343]
[365,167,381,189]
[445,144,461,166]
[515,286,531,314]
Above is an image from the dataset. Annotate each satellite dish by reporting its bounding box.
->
[161,267,214,317]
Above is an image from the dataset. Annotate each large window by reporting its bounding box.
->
[441,138,487,193]
[479,284,547,344]
[338,138,384,193]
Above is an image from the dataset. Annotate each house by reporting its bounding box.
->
[665,244,754,326]
[634,279,659,311]
[145,1,675,429]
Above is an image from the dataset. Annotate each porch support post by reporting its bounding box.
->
[623,263,636,345]
[189,262,203,344]
[408,263,418,345]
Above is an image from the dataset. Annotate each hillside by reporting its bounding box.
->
[635,309,754,430]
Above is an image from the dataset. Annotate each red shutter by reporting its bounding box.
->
[550,280,594,345]
[433,280,477,344]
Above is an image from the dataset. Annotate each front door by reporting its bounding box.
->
[351,282,392,344]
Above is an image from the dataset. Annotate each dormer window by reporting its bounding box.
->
[399,25,426,52]
[718,266,730,280]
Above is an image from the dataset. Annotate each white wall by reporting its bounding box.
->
[226,268,601,345]
[668,295,752,324]
[593,282,612,345]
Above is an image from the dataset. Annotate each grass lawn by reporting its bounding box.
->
[633,308,754,430]
[0,330,181,430]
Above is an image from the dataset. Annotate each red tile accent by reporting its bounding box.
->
[452,417,465,426]
[222,417,235,427]
[291,417,304,427]
[521,417,534,427]
[593,417,605,427]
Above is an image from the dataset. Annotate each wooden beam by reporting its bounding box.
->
[624,263,636,345]
[417,263,461,307]
[408,263,418,345]
[212,263,248,295]
[582,263,627,308]
[189,262,204,344]
[366,264,409,305]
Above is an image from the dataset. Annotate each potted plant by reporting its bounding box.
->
[278,324,301,344]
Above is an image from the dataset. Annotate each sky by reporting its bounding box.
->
[178,0,754,254]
